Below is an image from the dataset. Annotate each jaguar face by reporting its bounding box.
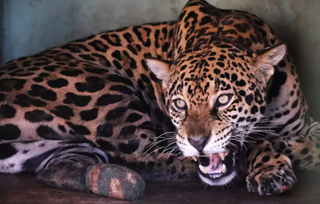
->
[147,44,287,186]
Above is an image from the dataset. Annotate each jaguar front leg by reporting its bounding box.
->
[0,140,145,201]
[137,156,198,181]
[245,138,296,195]
[271,120,320,170]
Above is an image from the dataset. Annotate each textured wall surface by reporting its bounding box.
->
[1,0,320,120]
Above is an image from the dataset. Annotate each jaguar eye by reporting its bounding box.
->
[174,99,187,110]
[216,94,233,108]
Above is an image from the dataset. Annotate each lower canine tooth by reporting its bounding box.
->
[199,165,210,174]
[221,164,227,173]
[192,156,198,162]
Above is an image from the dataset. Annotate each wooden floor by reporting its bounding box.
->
[0,171,319,204]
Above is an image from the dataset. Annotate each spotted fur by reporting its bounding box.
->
[0,0,319,199]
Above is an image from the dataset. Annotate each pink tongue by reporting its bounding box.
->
[208,154,222,171]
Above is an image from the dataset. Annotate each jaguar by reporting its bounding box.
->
[0,0,319,200]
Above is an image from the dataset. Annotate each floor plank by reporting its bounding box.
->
[0,171,319,204]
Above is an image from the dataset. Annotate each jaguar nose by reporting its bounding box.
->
[188,135,210,152]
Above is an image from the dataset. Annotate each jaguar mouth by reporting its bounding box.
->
[192,150,237,185]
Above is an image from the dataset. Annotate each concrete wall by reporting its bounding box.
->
[1,0,320,120]
[0,0,3,65]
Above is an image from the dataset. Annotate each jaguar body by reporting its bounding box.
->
[0,0,319,200]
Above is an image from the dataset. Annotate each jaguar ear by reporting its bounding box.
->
[254,44,287,85]
[145,58,171,88]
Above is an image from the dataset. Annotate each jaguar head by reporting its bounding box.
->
[147,44,286,186]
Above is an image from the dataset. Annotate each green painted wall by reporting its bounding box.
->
[2,0,320,120]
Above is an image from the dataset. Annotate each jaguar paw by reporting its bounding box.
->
[85,163,145,200]
[246,161,296,195]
